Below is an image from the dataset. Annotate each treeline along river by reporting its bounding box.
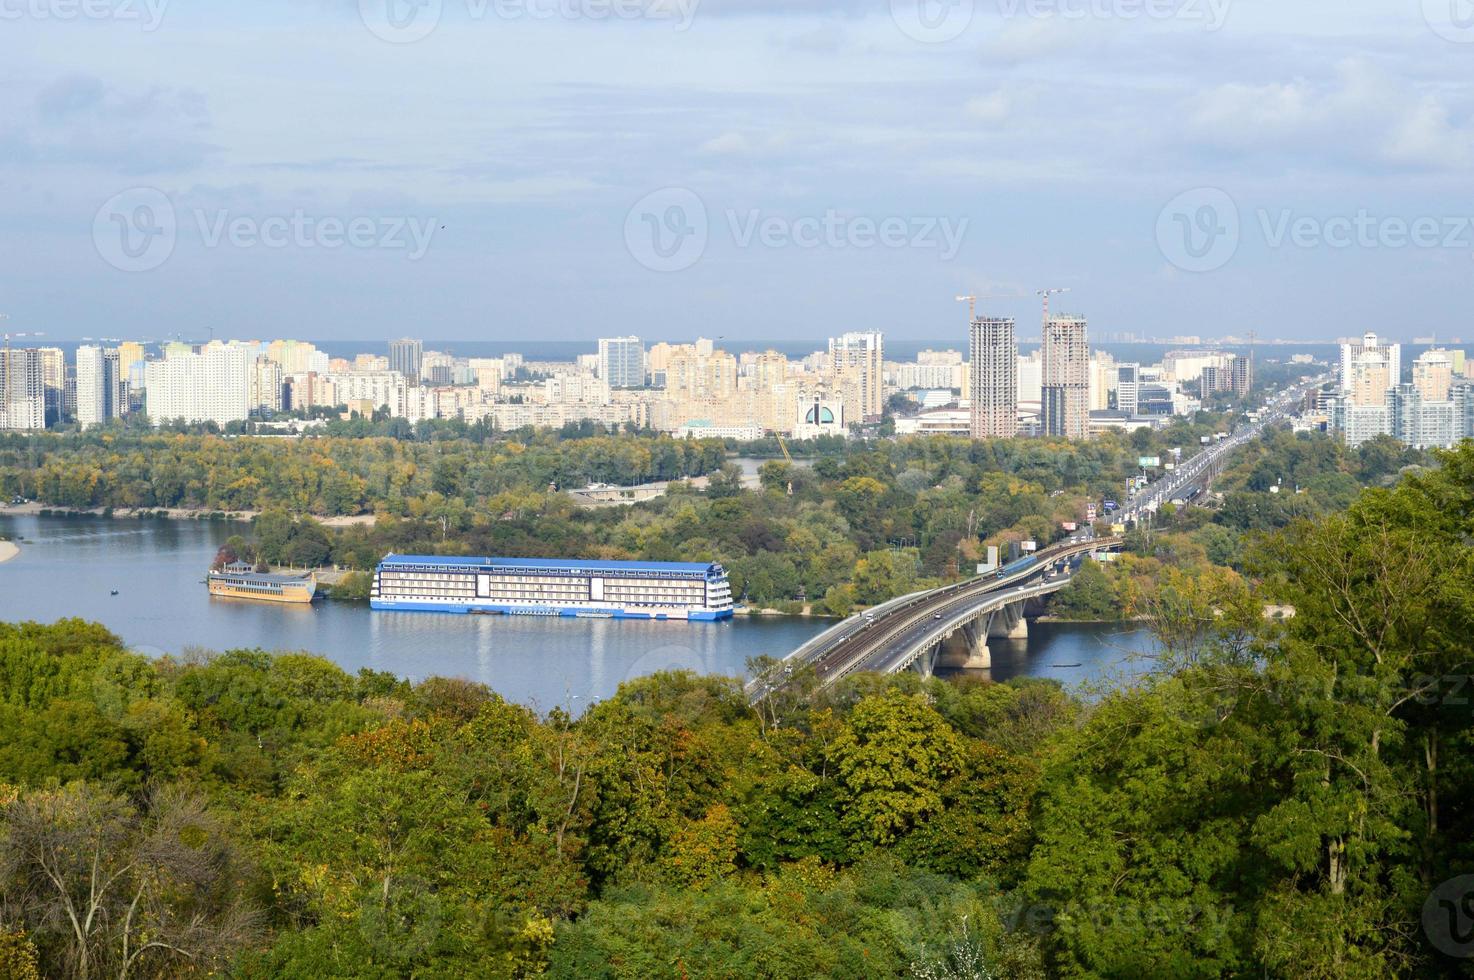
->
[0,513,1153,709]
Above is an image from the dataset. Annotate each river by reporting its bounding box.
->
[0,513,1155,710]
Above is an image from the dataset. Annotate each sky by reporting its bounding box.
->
[1,0,1471,345]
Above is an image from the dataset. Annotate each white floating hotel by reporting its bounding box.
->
[370,555,735,621]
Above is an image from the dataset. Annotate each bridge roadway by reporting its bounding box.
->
[1121,376,1325,524]
[752,381,1325,699]
[750,538,1120,699]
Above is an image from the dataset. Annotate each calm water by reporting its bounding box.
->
[0,513,1153,709]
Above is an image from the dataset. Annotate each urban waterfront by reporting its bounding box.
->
[0,512,1154,710]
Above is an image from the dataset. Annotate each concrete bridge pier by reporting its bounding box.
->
[935,613,992,670]
[911,641,942,679]
[987,600,1029,642]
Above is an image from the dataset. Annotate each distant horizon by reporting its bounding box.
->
[20,335,1447,359]
[5,6,1470,343]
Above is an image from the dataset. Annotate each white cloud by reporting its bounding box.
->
[1185,59,1474,171]
[699,132,753,155]
[964,91,1011,124]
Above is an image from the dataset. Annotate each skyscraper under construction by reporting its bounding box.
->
[1042,315,1089,439]
[969,316,1018,439]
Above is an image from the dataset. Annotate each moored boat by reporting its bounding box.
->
[207,561,317,604]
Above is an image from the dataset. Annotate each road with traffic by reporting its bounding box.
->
[1121,377,1323,524]
[750,537,1119,699]
[751,376,1325,700]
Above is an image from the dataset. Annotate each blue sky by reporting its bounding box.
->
[1,0,1471,344]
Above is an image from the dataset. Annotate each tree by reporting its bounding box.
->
[1047,560,1119,621]
[833,691,963,846]
[0,784,258,980]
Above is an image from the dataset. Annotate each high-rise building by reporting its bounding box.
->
[143,345,250,426]
[1088,352,1117,412]
[37,347,65,424]
[389,338,424,384]
[116,342,147,381]
[1413,349,1455,402]
[0,347,46,431]
[76,345,126,428]
[1017,351,1043,405]
[251,358,284,414]
[1341,332,1401,393]
[1349,350,1393,407]
[266,340,328,376]
[421,350,454,386]
[828,331,885,421]
[968,316,1017,439]
[598,336,645,389]
[1116,363,1141,415]
[1041,315,1089,439]
[1389,384,1461,450]
[665,343,738,401]
[1163,350,1230,383]
[1229,353,1253,397]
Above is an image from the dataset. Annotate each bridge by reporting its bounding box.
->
[750,376,1327,701]
[749,537,1121,700]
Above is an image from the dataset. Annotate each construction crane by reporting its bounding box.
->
[774,433,795,495]
[776,433,794,464]
[1036,287,1070,327]
[957,290,1028,323]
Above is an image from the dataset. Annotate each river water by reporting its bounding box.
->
[0,513,1154,710]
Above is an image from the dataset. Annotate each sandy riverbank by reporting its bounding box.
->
[0,540,18,564]
[0,502,375,528]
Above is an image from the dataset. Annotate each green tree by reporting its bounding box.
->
[833,691,963,846]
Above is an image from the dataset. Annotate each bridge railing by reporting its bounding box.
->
[807,539,1121,687]
[862,575,1078,677]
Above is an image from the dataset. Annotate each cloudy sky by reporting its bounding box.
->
[1,0,1471,344]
